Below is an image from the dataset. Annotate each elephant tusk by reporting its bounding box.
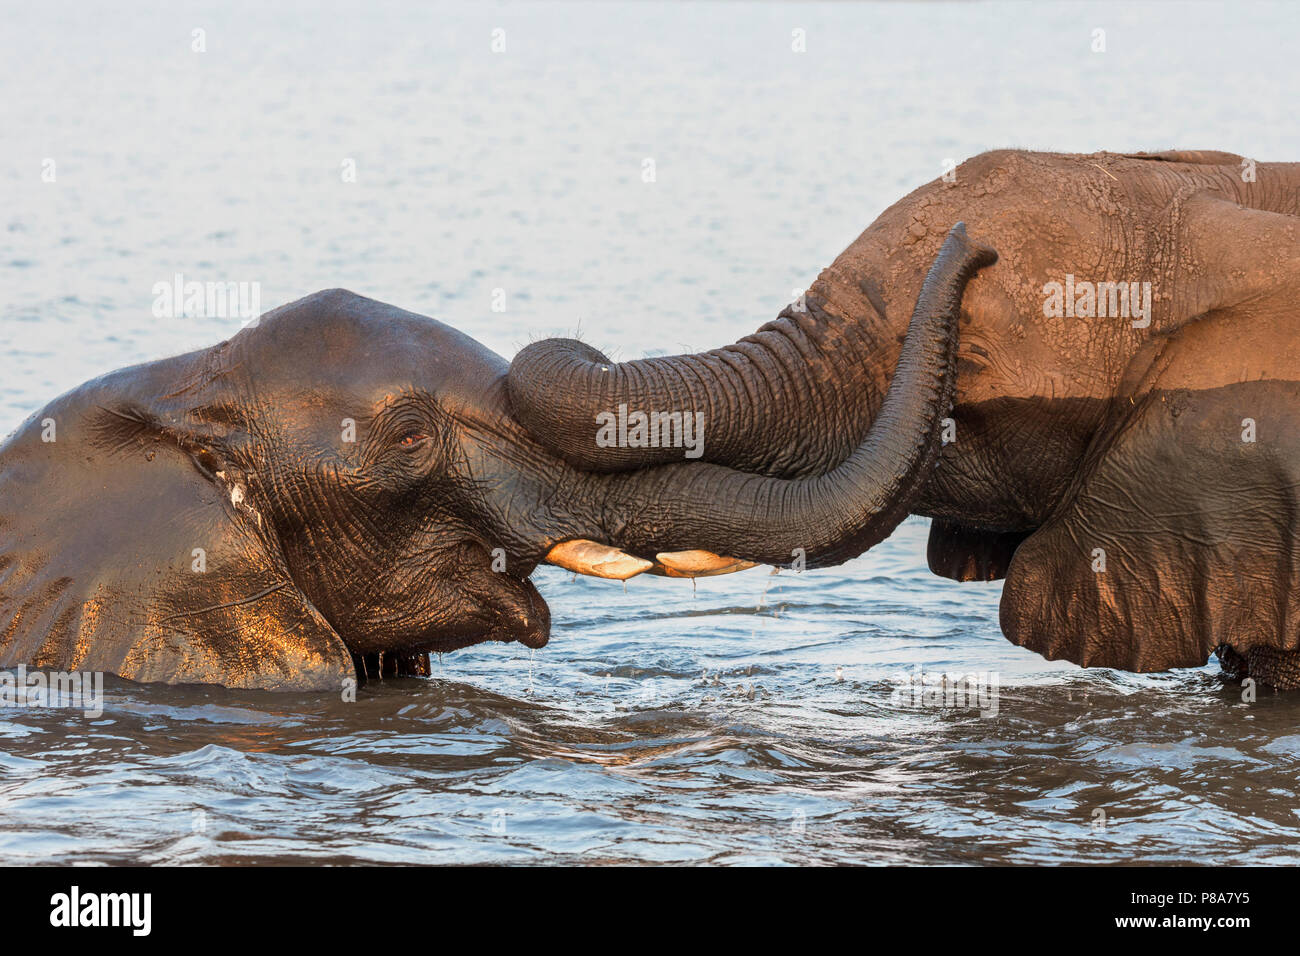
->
[545,539,654,580]
[654,550,759,578]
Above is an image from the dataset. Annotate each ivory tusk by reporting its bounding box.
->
[545,539,654,580]
[654,550,759,578]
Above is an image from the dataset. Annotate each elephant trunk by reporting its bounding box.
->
[508,262,888,481]
[553,224,996,569]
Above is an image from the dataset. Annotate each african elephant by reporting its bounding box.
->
[507,149,1300,688]
[0,226,992,690]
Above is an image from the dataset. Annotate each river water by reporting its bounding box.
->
[1,0,1298,864]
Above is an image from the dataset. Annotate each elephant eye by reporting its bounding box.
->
[397,431,429,448]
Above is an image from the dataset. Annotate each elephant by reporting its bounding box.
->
[0,225,994,690]
[506,149,1300,688]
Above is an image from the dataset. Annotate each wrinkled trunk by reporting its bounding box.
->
[508,261,894,481]
[534,224,996,569]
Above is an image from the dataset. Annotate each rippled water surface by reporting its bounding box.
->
[3,0,1300,864]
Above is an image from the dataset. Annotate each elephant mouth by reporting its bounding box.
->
[352,540,742,682]
[347,570,549,682]
[351,649,436,680]
[486,573,551,650]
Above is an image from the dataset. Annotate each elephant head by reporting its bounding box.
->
[507,149,1300,685]
[0,224,994,690]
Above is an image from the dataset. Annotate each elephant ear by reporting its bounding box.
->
[999,380,1300,671]
[1001,197,1300,671]
[0,348,353,691]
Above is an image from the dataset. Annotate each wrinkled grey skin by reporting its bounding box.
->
[508,149,1300,687]
[0,228,991,689]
